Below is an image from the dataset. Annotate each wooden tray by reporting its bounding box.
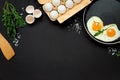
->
[38,0,92,23]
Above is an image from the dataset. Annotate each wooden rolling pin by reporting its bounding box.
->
[0,33,15,60]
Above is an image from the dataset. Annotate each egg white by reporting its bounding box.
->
[101,24,120,42]
[87,16,104,36]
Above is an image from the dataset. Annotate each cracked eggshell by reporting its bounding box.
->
[33,9,42,18]
[25,15,35,24]
[25,5,34,13]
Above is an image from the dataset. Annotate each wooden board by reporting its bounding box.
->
[38,0,92,23]
[0,33,15,60]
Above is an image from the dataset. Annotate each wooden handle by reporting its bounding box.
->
[0,33,15,60]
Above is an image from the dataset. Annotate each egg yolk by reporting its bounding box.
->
[106,28,116,37]
[92,21,102,31]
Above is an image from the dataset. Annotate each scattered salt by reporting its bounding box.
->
[15,43,19,47]
[67,16,82,34]
[22,7,24,10]
[20,13,23,16]
[67,22,81,34]
[108,47,118,55]
[17,34,21,39]
[12,33,21,47]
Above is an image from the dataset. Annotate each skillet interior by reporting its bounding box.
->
[83,0,120,45]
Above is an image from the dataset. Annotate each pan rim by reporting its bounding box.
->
[83,7,120,45]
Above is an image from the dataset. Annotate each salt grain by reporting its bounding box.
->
[12,33,22,47]
[22,7,24,10]
[15,43,19,47]
[17,34,21,39]
[20,13,23,16]
[107,47,118,55]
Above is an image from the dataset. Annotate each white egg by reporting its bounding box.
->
[44,3,53,12]
[65,0,74,8]
[73,0,81,3]
[52,0,60,6]
[58,5,66,14]
[101,24,120,42]
[87,16,103,36]
[50,10,58,20]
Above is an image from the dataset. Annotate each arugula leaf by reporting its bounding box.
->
[116,51,120,57]
[94,28,107,37]
[2,1,26,39]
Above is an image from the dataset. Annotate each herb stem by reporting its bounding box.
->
[2,1,26,39]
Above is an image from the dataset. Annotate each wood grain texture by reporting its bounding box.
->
[0,33,15,60]
[57,0,92,23]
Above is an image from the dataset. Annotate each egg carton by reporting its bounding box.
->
[38,0,92,23]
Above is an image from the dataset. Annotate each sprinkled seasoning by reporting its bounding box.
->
[108,47,118,55]
[12,33,21,47]
[22,7,24,9]
[20,13,23,16]
[67,16,82,34]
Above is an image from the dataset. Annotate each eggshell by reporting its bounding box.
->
[65,0,74,8]
[58,5,66,14]
[33,9,42,18]
[52,0,60,6]
[26,5,34,13]
[25,15,35,24]
[44,3,53,11]
[50,10,58,20]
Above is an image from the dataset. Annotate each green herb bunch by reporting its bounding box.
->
[116,51,120,57]
[2,1,26,39]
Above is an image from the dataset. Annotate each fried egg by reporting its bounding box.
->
[87,16,120,42]
[87,16,103,36]
[101,24,120,42]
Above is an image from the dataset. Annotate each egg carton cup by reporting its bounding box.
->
[38,0,92,24]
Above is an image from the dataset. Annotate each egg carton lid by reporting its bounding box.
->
[38,0,92,23]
